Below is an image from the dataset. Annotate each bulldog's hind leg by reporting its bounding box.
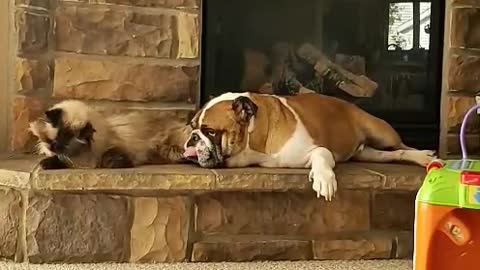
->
[352,146,435,167]
[309,147,338,201]
[360,111,417,151]
[355,113,435,166]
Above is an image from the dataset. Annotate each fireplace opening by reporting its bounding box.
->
[201,0,444,150]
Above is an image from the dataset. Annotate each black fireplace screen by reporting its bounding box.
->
[201,0,444,149]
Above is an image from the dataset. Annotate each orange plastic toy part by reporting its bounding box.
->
[415,202,480,270]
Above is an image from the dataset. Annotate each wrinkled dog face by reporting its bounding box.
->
[29,101,96,157]
[184,95,258,168]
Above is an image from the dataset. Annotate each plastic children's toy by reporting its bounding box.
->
[414,104,480,270]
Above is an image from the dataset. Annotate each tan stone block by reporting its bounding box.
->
[0,155,41,189]
[11,95,48,152]
[212,167,310,191]
[372,192,416,231]
[82,99,195,123]
[447,133,480,155]
[312,233,393,260]
[395,232,414,259]
[15,9,49,54]
[0,189,22,260]
[212,163,424,192]
[89,0,199,8]
[130,197,190,263]
[452,0,480,5]
[15,58,51,93]
[176,12,199,58]
[451,8,480,49]
[55,6,199,59]
[448,55,480,93]
[339,163,425,191]
[26,193,129,263]
[34,165,216,191]
[196,191,370,236]
[447,95,480,133]
[32,163,424,193]
[15,0,49,8]
[0,155,42,171]
[192,237,311,262]
[53,56,198,102]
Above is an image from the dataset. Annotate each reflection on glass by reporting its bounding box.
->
[203,0,439,116]
[420,2,431,49]
[388,2,414,50]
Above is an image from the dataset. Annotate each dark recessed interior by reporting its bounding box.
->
[201,0,444,149]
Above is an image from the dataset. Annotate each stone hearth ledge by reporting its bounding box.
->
[0,155,426,192]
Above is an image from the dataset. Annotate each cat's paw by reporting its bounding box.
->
[40,156,70,170]
[98,147,134,168]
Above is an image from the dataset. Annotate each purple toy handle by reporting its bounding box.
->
[460,104,480,159]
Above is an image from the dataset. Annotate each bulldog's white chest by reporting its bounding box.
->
[260,119,316,168]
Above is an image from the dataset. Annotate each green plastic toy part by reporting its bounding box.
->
[418,104,480,210]
[417,160,480,210]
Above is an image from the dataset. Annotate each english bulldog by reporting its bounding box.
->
[184,92,435,200]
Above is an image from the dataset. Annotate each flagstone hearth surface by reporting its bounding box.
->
[0,155,424,264]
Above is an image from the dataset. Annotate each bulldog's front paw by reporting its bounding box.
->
[309,168,337,201]
[309,147,337,201]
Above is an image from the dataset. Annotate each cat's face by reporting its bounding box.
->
[29,101,96,157]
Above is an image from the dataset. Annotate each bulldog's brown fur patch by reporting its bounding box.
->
[286,93,405,161]
[248,95,296,154]
[285,94,363,160]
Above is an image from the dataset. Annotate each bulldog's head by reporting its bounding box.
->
[184,93,258,168]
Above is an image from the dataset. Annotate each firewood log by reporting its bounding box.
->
[297,43,378,97]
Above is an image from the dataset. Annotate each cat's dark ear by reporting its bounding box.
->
[45,109,63,127]
[79,122,96,143]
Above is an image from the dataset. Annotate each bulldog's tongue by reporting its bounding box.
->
[183,146,198,158]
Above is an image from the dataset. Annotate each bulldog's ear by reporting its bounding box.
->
[45,108,63,127]
[188,110,201,129]
[232,96,258,123]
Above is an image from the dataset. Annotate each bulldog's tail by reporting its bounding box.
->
[356,109,414,150]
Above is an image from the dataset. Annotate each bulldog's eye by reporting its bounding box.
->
[207,130,216,137]
[191,133,200,142]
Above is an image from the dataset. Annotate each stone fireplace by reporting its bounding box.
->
[3,0,479,158]
[0,0,478,264]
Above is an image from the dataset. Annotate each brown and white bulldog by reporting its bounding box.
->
[184,92,435,200]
